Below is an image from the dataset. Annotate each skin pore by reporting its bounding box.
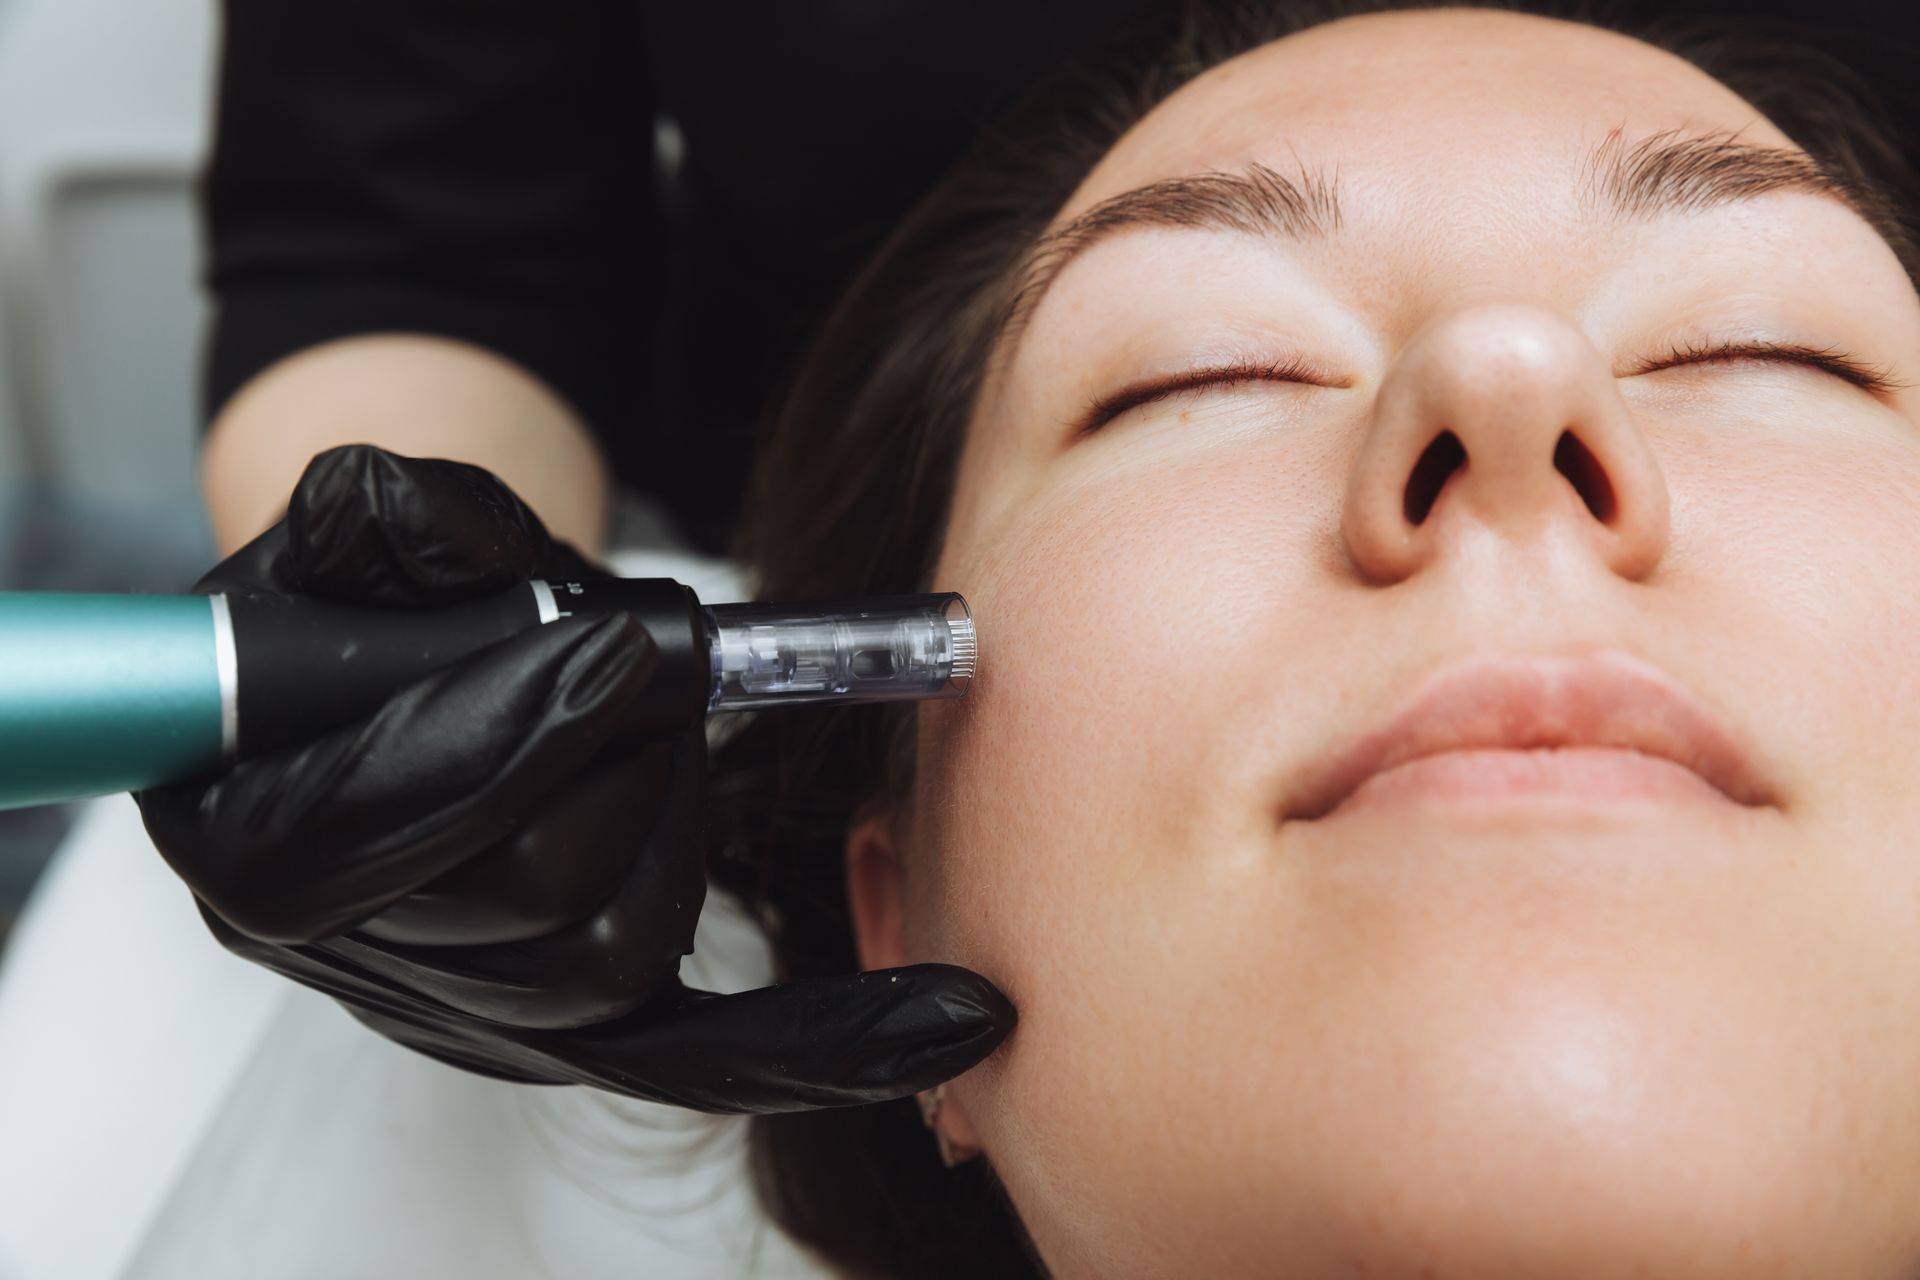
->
[847,7,1920,1278]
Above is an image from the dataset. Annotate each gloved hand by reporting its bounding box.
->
[134,443,1013,1114]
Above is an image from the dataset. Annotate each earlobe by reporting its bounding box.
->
[844,806,910,972]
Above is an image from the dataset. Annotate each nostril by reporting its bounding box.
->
[1404,430,1465,525]
[1554,430,1616,522]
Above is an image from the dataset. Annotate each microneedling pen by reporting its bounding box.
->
[0,579,975,812]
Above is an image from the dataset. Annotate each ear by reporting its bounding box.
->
[844,808,985,1162]
[845,806,910,972]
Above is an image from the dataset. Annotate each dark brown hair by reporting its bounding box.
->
[705,1,1920,1274]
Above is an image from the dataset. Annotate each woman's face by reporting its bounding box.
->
[862,8,1920,1276]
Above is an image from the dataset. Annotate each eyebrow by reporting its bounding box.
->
[996,125,1903,343]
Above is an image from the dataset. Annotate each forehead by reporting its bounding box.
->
[1059,8,1794,231]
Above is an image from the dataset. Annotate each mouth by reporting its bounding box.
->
[1284,650,1779,823]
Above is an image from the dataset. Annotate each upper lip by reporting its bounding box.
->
[1285,651,1778,821]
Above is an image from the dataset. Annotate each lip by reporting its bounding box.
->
[1284,651,1778,823]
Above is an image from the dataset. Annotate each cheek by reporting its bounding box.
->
[912,432,1337,958]
[1656,417,1920,842]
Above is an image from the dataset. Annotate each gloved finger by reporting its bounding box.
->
[283,444,603,607]
[322,724,709,1028]
[517,966,1018,1114]
[356,742,674,947]
[138,612,655,945]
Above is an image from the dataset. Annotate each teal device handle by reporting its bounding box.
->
[0,592,224,811]
[0,579,706,814]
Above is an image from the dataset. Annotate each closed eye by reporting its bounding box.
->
[1073,355,1330,436]
[1626,337,1907,396]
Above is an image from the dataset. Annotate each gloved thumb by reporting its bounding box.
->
[284,443,602,607]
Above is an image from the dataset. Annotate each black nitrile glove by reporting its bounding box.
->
[134,443,1013,1114]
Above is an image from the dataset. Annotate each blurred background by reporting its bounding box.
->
[0,0,217,955]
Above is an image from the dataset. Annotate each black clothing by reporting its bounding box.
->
[203,1,1918,557]
[201,2,1153,554]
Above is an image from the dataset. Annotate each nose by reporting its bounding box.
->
[1341,303,1669,585]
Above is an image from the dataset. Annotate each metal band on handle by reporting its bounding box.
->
[210,593,239,763]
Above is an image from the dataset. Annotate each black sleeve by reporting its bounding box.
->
[199,0,655,454]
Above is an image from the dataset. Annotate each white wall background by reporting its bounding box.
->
[0,0,218,592]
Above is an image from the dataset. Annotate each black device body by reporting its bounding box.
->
[226,578,709,760]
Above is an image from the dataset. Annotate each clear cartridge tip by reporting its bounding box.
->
[705,593,974,712]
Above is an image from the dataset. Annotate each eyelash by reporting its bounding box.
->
[1075,340,1907,435]
[1076,355,1323,435]
[1628,338,1906,396]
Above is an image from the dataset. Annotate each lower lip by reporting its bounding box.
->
[1325,747,1729,817]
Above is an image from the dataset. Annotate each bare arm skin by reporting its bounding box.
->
[201,333,614,560]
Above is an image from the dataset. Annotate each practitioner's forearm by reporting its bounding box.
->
[201,334,613,560]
